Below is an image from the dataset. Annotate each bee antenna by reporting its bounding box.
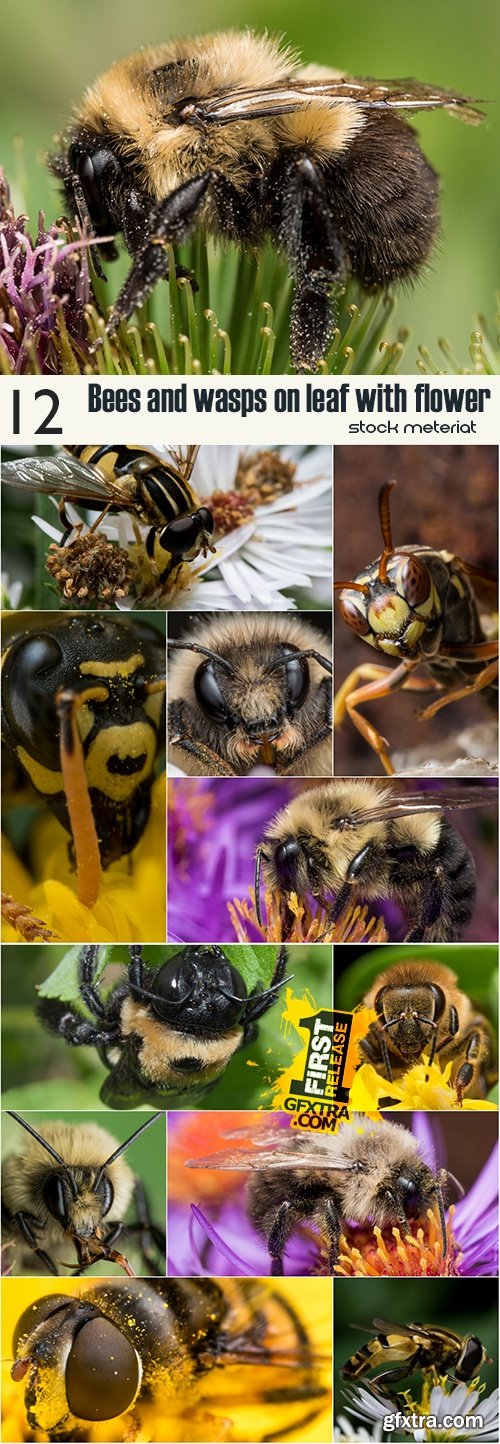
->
[167,640,235,675]
[333,580,370,595]
[95,1112,162,1185]
[134,985,194,1009]
[445,1169,465,1201]
[7,1111,79,1199]
[254,846,264,927]
[378,479,398,583]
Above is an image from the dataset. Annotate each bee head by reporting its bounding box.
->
[336,480,441,659]
[375,981,446,1060]
[135,946,250,1034]
[12,1294,141,1430]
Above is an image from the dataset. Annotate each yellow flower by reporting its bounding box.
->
[349,1056,498,1112]
[1,775,166,944]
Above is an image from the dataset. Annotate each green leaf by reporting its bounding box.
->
[226,944,280,991]
[38,945,114,1000]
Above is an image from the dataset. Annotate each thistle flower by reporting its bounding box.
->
[0,168,91,375]
[27,444,332,611]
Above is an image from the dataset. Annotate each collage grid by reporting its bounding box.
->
[1,438,498,1443]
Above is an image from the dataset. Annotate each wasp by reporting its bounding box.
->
[341,1317,491,1399]
[334,479,498,774]
[8,1277,330,1440]
[36,942,290,1108]
[1,614,165,914]
[2,444,214,586]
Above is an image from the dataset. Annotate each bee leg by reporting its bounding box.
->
[275,151,343,370]
[334,660,428,775]
[453,1023,489,1104]
[417,654,498,720]
[13,1212,59,1275]
[243,947,291,1023]
[106,172,213,333]
[127,1179,166,1276]
[267,1200,296,1275]
[168,699,238,776]
[323,1199,341,1272]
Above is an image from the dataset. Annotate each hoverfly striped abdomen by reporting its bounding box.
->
[67,444,214,571]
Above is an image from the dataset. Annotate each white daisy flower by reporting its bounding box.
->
[30,445,332,611]
[341,1381,499,1441]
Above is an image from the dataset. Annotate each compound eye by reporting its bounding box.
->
[194,661,228,722]
[225,964,248,1003]
[459,1337,484,1379]
[398,1177,421,1217]
[71,149,116,232]
[429,984,446,1020]
[154,958,186,1004]
[274,839,303,890]
[400,554,431,608]
[374,987,388,1017]
[161,515,202,556]
[197,507,214,534]
[2,632,64,765]
[13,1296,73,1354]
[284,655,309,708]
[97,1177,114,1217]
[338,595,371,636]
[43,1174,69,1224]
[66,1317,140,1421]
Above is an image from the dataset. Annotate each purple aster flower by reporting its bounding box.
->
[0,168,92,374]
[412,1112,498,1276]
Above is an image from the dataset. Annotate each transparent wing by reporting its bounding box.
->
[187,1142,354,1172]
[347,782,496,827]
[371,1318,455,1347]
[1,453,112,503]
[199,78,484,126]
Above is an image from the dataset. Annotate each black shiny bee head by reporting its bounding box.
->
[131,945,250,1035]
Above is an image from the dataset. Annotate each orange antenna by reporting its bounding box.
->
[378,479,398,583]
[333,580,370,594]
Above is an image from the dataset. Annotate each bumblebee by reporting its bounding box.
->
[1,613,165,912]
[187,1113,451,1274]
[49,30,483,369]
[36,943,290,1108]
[255,778,496,942]
[341,1317,491,1398]
[360,959,496,1102]
[2,1111,165,1277]
[2,444,214,585]
[335,479,498,774]
[168,613,332,776]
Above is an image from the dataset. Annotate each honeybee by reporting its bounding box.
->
[359,959,496,1102]
[187,1113,451,1274]
[255,778,496,942]
[8,1277,330,1440]
[2,444,214,585]
[334,479,498,774]
[168,614,332,777]
[2,1112,165,1278]
[49,31,483,369]
[341,1318,491,1398]
[36,943,290,1108]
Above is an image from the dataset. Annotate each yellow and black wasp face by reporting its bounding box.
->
[1,614,165,867]
[338,544,443,659]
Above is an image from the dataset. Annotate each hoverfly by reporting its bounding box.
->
[334,479,498,774]
[2,444,214,586]
[341,1317,491,1398]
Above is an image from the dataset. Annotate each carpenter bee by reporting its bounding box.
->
[334,479,498,774]
[1,613,165,913]
[36,943,290,1108]
[2,1112,165,1278]
[255,778,496,942]
[2,444,214,586]
[48,31,483,369]
[187,1113,452,1275]
[168,614,332,777]
[8,1277,330,1440]
[360,959,496,1102]
[341,1317,491,1398]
